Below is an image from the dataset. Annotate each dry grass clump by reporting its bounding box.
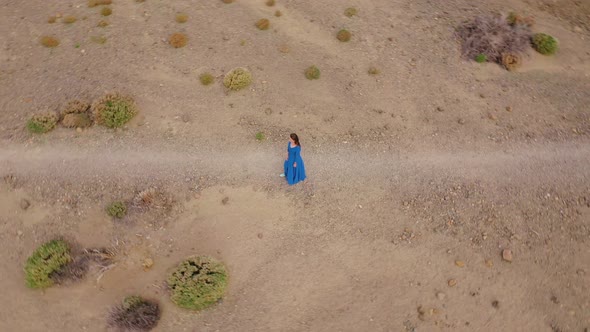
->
[61,100,92,128]
[275,10,282,17]
[223,67,252,91]
[63,16,77,24]
[132,187,173,211]
[532,33,558,55]
[344,7,358,17]
[48,16,57,24]
[266,0,275,6]
[92,93,137,128]
[27,112,59,133]
[91,36,107,44]
[368,67,379,75]
[101,7,112,16]
[501,53,522,71]
[63,100,90,115]
[52,248,114,285]
[169,33,188,48]
[176,13,188,23]
[255,18,270,30]
[167,256,228,310]
[108,296,161,331]
[199,73,214,86]
[40,36,60,47]
[97,20,109,27]
[507,12,535,27]
[305,65,320,80]
[88,0,112,7]
[456,13,532,64]
[337,29,351,42]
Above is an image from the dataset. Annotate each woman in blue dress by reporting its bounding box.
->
[280,133,306,185]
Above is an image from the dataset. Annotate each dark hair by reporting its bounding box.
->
[290,133,300,146]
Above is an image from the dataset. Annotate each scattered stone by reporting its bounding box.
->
[502,249,513,262]
[417,306,426,321]
[257,233,263,239]
[485,259,493,268]
[574,26,583,33]
[455,260,465,267]
[437,107,444,112]
[458,118,465,125]
[448,279,457,287]
[436,292,446,300]
[506,106,512,112]
[142,258,154,270]
[17,230,23,237]
[492,300,499,308]
[221,196,229,205]
[479,93,485,98]
[488,113,497,120]
[20,199,30,210]
[550,295,559,304]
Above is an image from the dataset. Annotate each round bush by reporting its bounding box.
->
[107,201,127,218]
[169,33,188,48]
[337,29,351,42]
[304,65,320,80]
[92,93,137,128]
[223,67,252,91]
[176,13,188,23]
[199,73,214,86]
[27,112,59,134]
[532,33,557,55]
[344,7,358,18]
[40,36,59,48]
[108,296,161,331]
[101,7,112,16]
[62,16,77,24]
[24,239,72,289]
[255,18,270,30]
[167,256,228,310]
[475,54,487,63]
[501,53,522,71]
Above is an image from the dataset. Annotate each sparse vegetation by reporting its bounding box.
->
[91,36,107,44]
[132,187,172,211]
[532,33,558,55]
[63,16,77,24]
[24,240,72,289]
[88,0,112,7]
[275,10,282,17]
[305,65,320,80]
[255,18,270,30]
[337,29,351,42]
[507,12,535,27]
[456,14,532,64]
[199,73,214,86]
[40,36,60,48]
[167,256,228,310]
[107,201,127,218]
[501,53,522,71]
[63,100,90,115]
[169,33,188,48]
[97,20,108,27]
[475,54,487,63]
[27,112,59,133]
[223,67,252,91]
[176,13,188,23]
[108,296,161,331]
[92,93,137,128]
[255,132,265,141]
[266,0,275,6]
[101,7,112,16]
[48,16,57,24]
[368,67,379,75]
[344,7,358,17]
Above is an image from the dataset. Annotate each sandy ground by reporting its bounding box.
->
[0,0,589,331]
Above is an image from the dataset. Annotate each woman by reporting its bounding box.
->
[280,133,306,185]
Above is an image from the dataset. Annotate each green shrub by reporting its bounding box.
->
[27,112,59,134]
[107,201,127,218]
[108,296,161,331]
[344,7,357,17]
[475,53,487,63]
[223,67,252,91]
[92,93,138,128]
[24,240,72,289]
[532,33,557,55]
[101,7,112,16]
[304,65,320,80]
[167,256,228,310]
[255,132,265,141]
[337,29,351,42]
[199,73,214,86]
[255,18,270,30]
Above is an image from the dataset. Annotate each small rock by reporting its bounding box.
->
[257,233,263,239]
[502,249,513,262]
[76,127,83,133]
[20,199,30,210]
[221,196,229,205]
[436,292,446,300]
[458,118,465,125]
[574,26,583,33]
[479,93,485,98]
[437,107,444,112]
[455,260,465,267]
[485,259,493,267]
[142,258,154,270]
[492,300,499,308]
[448,279,457,287]
[506,106,512,112]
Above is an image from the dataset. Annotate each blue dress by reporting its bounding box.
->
[284,143,306,185]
